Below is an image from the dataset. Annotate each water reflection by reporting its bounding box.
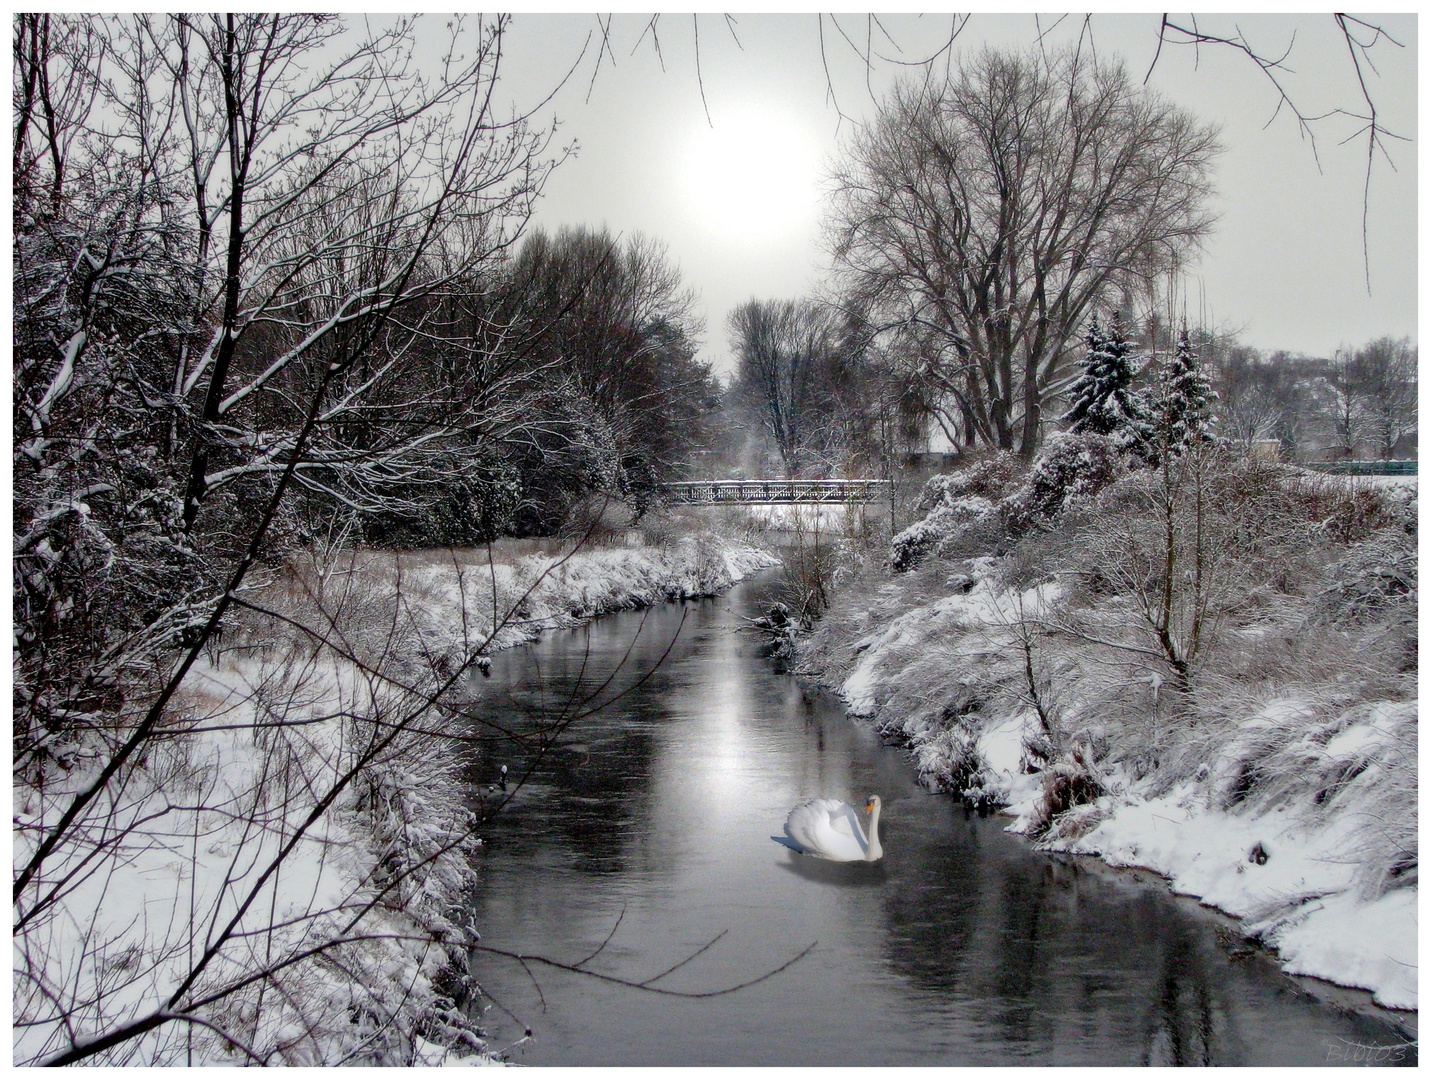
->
[1143,927,1222,1065]
[462,573,1415,1066]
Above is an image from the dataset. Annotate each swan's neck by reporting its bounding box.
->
[865,803,882,860]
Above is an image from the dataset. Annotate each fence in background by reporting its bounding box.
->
[1304,460,1417,476]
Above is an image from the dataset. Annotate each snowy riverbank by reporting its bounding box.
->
[13,534,777,1066]
[797,462,1417,1014]
[389,535,780,658]
[811,568,1417,1012]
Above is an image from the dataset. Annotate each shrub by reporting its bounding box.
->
[1310,531,1417,628]
[890,453,1023,571]
[1000,430,1129,535]
[1283,472,1408,544]
[914,452,1022,511]
[1026,742,1104,839]
[891,495,999,572]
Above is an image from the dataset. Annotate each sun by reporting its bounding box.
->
[678,106,819,245]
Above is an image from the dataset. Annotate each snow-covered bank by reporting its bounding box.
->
[14,534,776,1066]
[984,697,1416,1010]
[392,535,779,659]
[796,453,1417,1013]
[814,569,1418,1011]
[1044,768,1418,1010]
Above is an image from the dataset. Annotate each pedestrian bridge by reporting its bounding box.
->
[660,479,891,505]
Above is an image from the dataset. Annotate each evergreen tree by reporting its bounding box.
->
[1062,316,1109,432]
[1062,314,1152,447]
[1155,329,1218,455]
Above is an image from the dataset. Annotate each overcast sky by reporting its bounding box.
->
[484,13,1416,377]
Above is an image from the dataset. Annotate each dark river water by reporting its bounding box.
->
[462,570,1415,1066]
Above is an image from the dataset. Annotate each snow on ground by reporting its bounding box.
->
[1362,474,1418,489]
[826,565,1417,1013]
[974,712,1045,813]
[736,503,863,532]
[1036,784,1417,1009]
[392,536,777,656]
[15,649,458,1066]
[14,534,777,1066]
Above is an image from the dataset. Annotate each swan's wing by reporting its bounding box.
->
[784,800,867,861]
[834,802,870,853]
[826,805,856,839]
[770,834,809,854]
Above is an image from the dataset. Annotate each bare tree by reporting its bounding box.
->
[12,14,106,214]
[1350,336,1417,460]
[11,13,563,1064]
[728,298,839,478]
[13,12,561,745]
[828,47,1220,458]
[1321,347,1372,460]
[1143,14,1409,287]
[1214,346,1298,454]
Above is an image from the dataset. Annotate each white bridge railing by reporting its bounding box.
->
[659,479,891,505]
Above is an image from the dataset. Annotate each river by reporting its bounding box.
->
[461,569,1415,1066]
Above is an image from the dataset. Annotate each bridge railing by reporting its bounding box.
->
[659,479,891,505]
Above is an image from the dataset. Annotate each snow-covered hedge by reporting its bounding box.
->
[891,436,1136,572]
[891,495,999,571]
[890,454,1022,571]
[914,452,1022,510]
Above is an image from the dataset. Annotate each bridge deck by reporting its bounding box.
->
[660,479,890,505]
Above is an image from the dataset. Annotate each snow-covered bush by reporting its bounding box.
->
[1052,448,1395,699]
[1311,530,1417,629]
[909,721,1005,810]
[891,495,1000,571]
[1000,430,1129,535]
[14,646,482,1066]
[1026,743,1105,840]
[890,454,1022,571]
[1282,470,1413,545]
[913,452,1022,511]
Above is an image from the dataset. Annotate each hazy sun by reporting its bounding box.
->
[679,106,818,244]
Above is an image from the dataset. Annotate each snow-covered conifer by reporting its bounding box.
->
[1155,329,1218,455]
[1061,316,1109,432]
[1061,314,1154,453]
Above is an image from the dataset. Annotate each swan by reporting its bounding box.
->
[772,795,883,862]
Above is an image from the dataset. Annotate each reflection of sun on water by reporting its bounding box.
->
[697,686,749,810]
[670,615,757,820]
[680,106,818,244]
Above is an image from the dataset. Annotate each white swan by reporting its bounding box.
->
[772,795,883,862]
